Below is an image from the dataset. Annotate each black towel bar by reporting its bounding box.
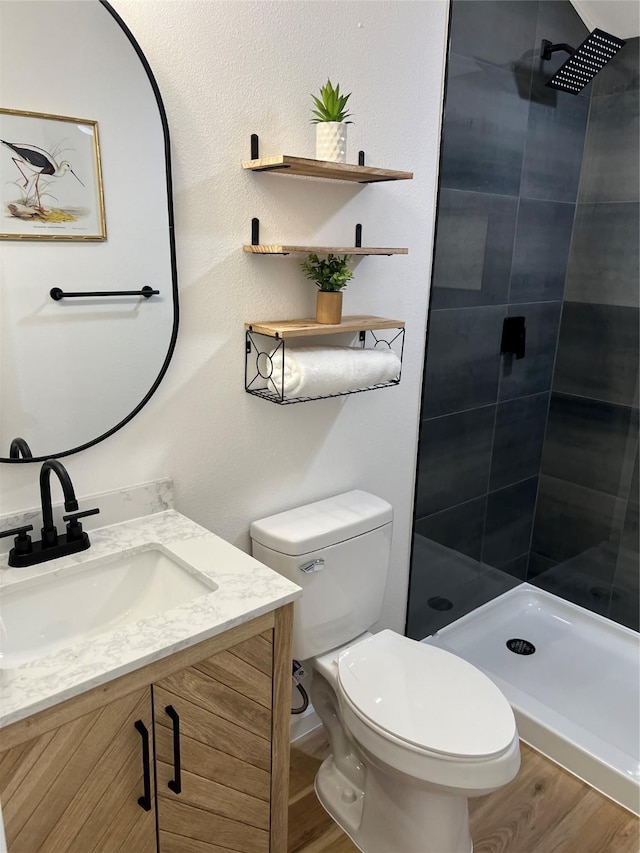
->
[50,286,159,301]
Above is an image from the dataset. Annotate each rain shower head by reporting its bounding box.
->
[542,28,626,94]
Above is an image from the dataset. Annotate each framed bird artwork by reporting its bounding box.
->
[0,108,106,240]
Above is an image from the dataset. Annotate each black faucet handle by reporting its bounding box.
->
[63,508,100,543]
[62,508,100,523]
[0,524,34,556]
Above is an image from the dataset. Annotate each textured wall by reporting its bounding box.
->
[0,0,449,636]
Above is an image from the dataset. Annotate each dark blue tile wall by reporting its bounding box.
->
[508,199,575,302]
[439,53,531,196]
[530,38,640,628]
[520,88,590,202]
[422,306,505,417]
[553,302,640,405]
[564,202,640,307]
[415,496,486,563]
[430,190,518,309]
[415,406,495,517]
[542,394,639,496]
[449,0,538,66]
[483,476,539,569]
[490,392,549,490]
[408,0,592,639]
[610,455,639,630]
[578,92,640,203]
[531,475,624,564]
[409,4,638,636]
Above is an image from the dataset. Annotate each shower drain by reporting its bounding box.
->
[506,638,536,655]
[427,596,453,611]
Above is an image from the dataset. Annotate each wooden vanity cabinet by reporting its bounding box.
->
[0,605,293,853]
[0,687,156,853]
[154,629,275,853]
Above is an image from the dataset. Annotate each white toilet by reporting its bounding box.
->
[251,490,520,853]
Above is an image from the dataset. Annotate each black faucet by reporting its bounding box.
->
[40,459,80,546]
[0,460,99,568]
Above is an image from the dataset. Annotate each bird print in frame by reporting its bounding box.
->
[0,108,106,240]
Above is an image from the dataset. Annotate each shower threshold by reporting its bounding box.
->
[424,583,640,815]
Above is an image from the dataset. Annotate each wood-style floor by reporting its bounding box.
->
[288,729,640,853]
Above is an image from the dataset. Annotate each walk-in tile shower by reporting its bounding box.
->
[407,0,639,813]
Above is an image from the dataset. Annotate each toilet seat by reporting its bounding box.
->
[337,630,516,760]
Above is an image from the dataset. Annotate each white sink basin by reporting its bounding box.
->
[0,546,217,669]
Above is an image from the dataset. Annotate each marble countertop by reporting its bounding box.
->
[0,510,301,728]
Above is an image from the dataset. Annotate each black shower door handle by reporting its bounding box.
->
[165,705,182,794]
[134,720,152,811]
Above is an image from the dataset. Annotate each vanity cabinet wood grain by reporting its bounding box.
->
[0,688,156,853]
[155,630,274,853]
[0,605,293,853]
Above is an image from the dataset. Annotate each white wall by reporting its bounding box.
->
[570,0,640,38]
[0,0,449,634]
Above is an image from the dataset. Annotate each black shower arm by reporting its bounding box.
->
[541,39,575,60]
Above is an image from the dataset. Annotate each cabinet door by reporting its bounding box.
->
[0,687,156,853]
[154,629,274,853]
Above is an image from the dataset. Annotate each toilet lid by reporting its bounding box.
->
[337,630,516,759]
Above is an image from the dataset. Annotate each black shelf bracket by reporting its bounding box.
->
[248,134,291,172]
[355,223,362,248]
[358,151,365,166]
[251,217,260,245]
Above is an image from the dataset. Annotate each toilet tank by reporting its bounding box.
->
[250,490,393,660]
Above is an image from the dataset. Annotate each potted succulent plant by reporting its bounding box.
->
[311,79,353,163]
[301,252,354,324]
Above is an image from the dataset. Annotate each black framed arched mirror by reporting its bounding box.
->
[0,0,178,463]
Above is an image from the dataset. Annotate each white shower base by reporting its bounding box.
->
[424,583,640,815]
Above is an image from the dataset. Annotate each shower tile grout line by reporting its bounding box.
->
[420,390,550,424]
[550,388,640,410]
[430,299,563,315]
[416,472,542,526]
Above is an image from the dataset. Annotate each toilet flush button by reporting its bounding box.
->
[342,787,357,803]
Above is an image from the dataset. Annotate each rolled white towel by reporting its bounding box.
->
[270,346,401,398]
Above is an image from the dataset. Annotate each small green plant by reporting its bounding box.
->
[310,79,353,124]
[301,253,354,292]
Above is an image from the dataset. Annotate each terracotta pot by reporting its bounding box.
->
[316,291,343,324]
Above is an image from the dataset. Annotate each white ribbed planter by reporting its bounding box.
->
[315,122,347,162]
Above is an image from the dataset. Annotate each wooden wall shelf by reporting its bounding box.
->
[245,321,405,404]
[242,137,410,405]
[243,245,408,256]
[245,315,405,339]
[242,155,413,184]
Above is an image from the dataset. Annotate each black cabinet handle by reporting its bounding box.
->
[134,720,152,811]
[165,705,182,794]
